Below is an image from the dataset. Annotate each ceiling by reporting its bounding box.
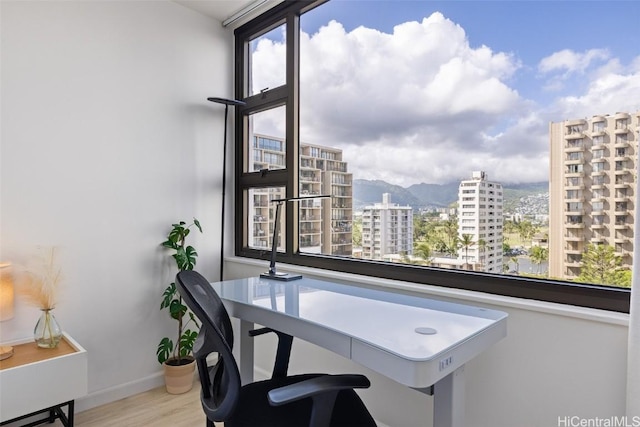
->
[173,0,257,23]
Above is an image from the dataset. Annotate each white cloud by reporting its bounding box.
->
[538,48,610,75]
[552,63,640,118]
[538,49,610,91]
[251,12,639,187]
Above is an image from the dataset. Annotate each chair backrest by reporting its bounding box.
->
[175,270,241,422]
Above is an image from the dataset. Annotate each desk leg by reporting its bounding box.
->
[239,319,254,385]
[433,365,465,427]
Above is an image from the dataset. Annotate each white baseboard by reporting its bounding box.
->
[75,371,165,413]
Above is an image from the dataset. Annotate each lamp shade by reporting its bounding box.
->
[0,262,14,321]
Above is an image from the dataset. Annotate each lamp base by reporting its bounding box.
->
[0,345,14,360]
[260,271,302,281]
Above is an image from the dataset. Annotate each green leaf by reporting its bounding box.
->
[161,240,178,250]
[179,329,198,356]
[160,283,176,310]
[169,299,187,320]
[194,219,202,233]
[156,337,173,364]
[184,246,198,270]
[168,228,183,244]
[173,247,188,270]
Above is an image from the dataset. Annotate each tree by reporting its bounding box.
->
[510,256,520,274]
[414,242,433,266]
[577,244,631,287]
[442,217,458,250]
[503,242,511,255]
[477,238,487,268]
[517,220,538,245]
[352,217,362,247]
[459,234,475,269]
[529,246,548,275]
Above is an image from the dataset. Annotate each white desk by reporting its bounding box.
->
[214,277,507,427]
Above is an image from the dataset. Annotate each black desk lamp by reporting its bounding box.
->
[208,97,246,282]
[261,195,330,281]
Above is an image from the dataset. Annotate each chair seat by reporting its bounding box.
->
[224,373,377,427]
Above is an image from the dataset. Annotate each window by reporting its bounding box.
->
[234,0,631,312]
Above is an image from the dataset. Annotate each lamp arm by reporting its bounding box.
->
[268,201,284,275]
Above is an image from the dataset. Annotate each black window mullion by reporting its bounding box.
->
[232,0,631,313]
[284,10,301,256]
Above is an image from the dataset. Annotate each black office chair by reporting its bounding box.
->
[175,270,377,427]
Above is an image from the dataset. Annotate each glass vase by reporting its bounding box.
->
[34,309,62,348]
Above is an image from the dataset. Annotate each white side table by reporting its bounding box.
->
[0,333,87,426]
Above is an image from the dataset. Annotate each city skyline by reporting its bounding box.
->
[251,1,640,186]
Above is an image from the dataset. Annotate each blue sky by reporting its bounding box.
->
[253,1,640,185]
[302,1,639,104]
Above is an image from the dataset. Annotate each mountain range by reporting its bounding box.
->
[352,179,549,213]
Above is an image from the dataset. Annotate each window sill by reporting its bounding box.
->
[224,256,629,326]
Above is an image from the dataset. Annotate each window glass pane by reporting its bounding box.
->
[249,24,286,96]
[247,187,286,251]
[244,0,638,292]
[299,197,332,254]
[298,144,353,256]
[248,107,286,172]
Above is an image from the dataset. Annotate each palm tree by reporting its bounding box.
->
[443,218,458,254]
[510,256,520,274]
[476,238,487,270]
[414,242,433,266]
[529,246,548,275]
[459,234,475,270]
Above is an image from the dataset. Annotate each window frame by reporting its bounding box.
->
[233,0,630,313]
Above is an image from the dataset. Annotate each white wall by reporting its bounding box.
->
[225,259,629,427]
[0,0,232,408]
[1,2,631,425]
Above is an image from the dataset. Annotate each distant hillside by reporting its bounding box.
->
[406,182,460,208]
[353,179,549,213]
[502,182,549,214]
[352,179,422,209]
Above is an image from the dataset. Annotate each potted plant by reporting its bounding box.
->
[156,219,202,394]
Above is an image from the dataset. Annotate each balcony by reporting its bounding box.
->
[565,222,585,229]
[614,181,631,188]
[564,158,584,165]
[565,208,583,215]
[614,139,630,148]
[564,143,585,152]
[564,132,584,140]
[564,234,583,242]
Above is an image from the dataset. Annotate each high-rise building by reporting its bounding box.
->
[457,171,504,273]
[361,193,413,260]
[249,135,353,256]
[549,112,640,280]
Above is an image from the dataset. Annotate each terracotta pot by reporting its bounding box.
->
[163,356,196,394]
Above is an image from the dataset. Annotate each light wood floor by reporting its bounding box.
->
[51,382,221,427]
